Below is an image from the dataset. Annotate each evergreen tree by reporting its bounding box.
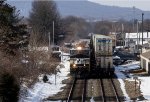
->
[0,0,29,55]
[0,1,28,101]
[0,72,20,102]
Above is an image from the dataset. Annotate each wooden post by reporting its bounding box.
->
[55,69,56,85]
[133,76,138,93]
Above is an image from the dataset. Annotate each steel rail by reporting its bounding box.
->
[81,78,87,102]
[110,78,121,102]
[67,77,77,102]
[100,79,106,102]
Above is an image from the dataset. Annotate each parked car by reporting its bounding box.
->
[113,56,123,65]
[113,51,136,61]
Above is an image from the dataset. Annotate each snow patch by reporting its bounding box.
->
[19,53,70,102]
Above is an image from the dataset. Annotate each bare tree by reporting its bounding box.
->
[93,21,111,35]
[62,16,91,41]
[28,0,62,45]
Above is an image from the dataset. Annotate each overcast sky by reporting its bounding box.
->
[7,0,150,11]
[88,0,150,11]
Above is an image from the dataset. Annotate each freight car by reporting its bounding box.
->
[69,46,90,76]
[90,34,114,76]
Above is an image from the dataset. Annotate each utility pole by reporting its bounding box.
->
[137,21,139,52]
[133,6,135,32]
[53,21,55,45]
[122,23,124,47]
[147,31,149,42]
[52,21,56,85]
[48,32,51,51]
[141,13,144,53]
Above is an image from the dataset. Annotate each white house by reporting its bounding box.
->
[125,32,150,47]
[140,50,150,74]
[125,32,150,53]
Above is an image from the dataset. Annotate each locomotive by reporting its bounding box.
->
[69,46,90,75]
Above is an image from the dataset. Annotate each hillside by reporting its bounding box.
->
[7,0,150,20]
[56,0,150,20]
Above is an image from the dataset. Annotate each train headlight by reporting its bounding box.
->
[77,46,82,50]
[73,64,76,67]
[84,64,86,67]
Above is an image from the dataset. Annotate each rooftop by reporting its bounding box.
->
[141,50,150,59]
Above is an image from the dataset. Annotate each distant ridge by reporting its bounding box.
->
[7,0,150,20]
[56,0,150,20]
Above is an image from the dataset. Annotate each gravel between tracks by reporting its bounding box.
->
[86,79,102,101]
[72,79,85,101]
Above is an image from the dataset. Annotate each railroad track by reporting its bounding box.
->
[100,78,121,102]
[67,78,87,102]
[67,77,120,102]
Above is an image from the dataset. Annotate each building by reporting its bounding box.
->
[125,32,150,53]
[109,33,117,47]
[140,50,150,74]
[125,32,150,47]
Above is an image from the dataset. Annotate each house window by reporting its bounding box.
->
[130,39,133,42]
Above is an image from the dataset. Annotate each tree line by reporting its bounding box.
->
[0,0,59,101]
[28,0,150,45]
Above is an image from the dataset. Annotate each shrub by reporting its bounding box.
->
[43,75,48,83]
[0,72,20,102]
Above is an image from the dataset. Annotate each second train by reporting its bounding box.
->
[69,34,115,77]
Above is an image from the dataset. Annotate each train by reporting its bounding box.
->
[90,34,114,76]
[69,34,114,77]
[69,44,90,75]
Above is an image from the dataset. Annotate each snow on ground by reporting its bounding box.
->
[19,53,70,102]
[90,97,95,102]
[115,60,150,101]
[115,61,141,101]
[118,61,140,72]
[20,55,150,102]
[115,65,130,101]
[138,77,150,101]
